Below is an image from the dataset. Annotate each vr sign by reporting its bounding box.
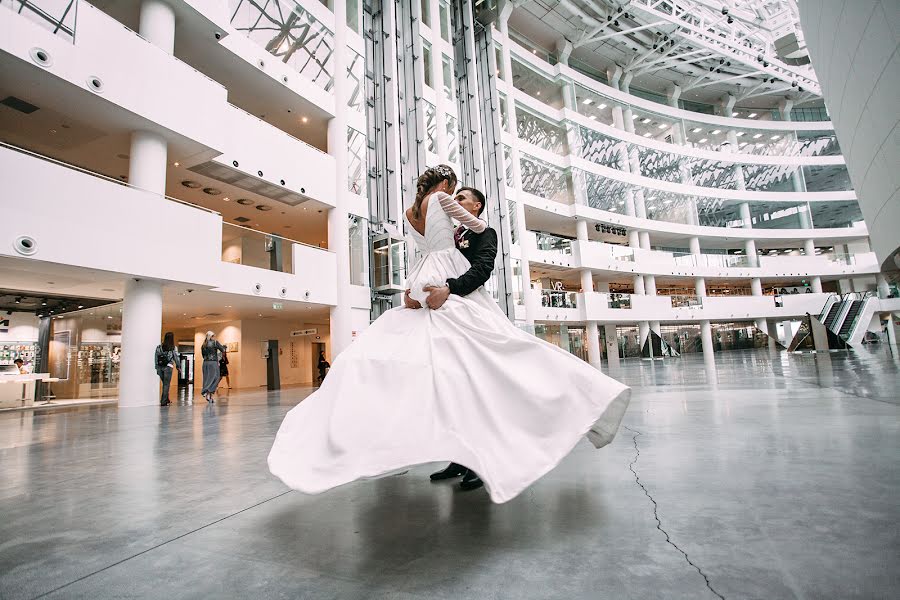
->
[290,329,317,337]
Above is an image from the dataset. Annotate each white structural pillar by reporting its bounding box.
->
[767,318,780,351]
[805,238,823,293]
[877,274,891,299]
[119,279,163,407]
[328,0,352,357]
[128,131,168,194]
[499,9,537,330]
[139,0,175,54]
[576,219,602,370]
[604,323,619,366]
[700,319,717,382]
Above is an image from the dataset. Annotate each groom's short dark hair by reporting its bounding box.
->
[458,186,486,216]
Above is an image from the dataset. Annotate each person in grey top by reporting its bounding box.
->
[154,332,181,406]
[200,331,227,403]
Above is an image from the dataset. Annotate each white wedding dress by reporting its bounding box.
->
[268,193,630,503]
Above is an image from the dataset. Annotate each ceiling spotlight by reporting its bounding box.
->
[174,162,180,167]
[41,300,47,306]
[791,81,798,87]
[763,61,769,67]
[727,16,733,24]
[78,305,84,309]
[301,116,309,123]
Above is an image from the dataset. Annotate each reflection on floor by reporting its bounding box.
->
[1,348,898,599]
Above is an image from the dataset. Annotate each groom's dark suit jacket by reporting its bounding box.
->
[447,226,498,297]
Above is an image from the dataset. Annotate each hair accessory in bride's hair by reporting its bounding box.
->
[433,165,454,180]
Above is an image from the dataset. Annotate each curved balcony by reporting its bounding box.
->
[525,231,878,281]
[514,146,861,231]
[521,191,869,244]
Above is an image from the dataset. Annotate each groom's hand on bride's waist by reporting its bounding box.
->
[423,285,450,310]
[403,289,422,310]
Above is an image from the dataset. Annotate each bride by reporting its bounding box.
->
[268,166,630,504]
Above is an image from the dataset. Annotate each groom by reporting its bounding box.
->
[403,186,497,493]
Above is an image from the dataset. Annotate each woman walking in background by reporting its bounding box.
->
[200,331,227,403]
[155,332,181,407]
[219,353,231,391]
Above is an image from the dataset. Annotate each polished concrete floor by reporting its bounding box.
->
[1,348,898,599]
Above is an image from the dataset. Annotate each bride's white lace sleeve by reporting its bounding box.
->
[431,192,486,233]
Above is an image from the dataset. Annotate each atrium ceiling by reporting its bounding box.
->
[510,0,822,109]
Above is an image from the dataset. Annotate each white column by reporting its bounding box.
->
[576,219,589,242]
[804,238,816,256]
[119,279,163,407]
[604,323,619,366]
[885,313,899,354]
[328,0,352,357]
[695,277,707,298]
[429,0,448,162]
[745,239,759,267]
[739,202,752,228]
[689,236,701,255]
[128,131,167,194]
[139,0,175,54]
[499,12,536,329]
[586,320,602,371]
[877,274,890,299]
[751,278,762,296]
[767,318,779,351]
[700,319,717,382]
[806,238,823,293]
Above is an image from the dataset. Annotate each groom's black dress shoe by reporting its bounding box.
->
[430,462,467,481]
[459,470,484,491]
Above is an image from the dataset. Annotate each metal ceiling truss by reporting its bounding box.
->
[557,0,820,100]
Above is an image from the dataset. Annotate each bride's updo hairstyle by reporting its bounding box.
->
[412,164,457,219]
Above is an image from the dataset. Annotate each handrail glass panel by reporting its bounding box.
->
[222,223,295,273]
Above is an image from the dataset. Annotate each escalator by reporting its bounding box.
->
[822,302,842,329]
[838,300,864,340]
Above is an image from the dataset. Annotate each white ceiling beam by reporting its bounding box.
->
[625,0,820,94]
[640,51,714,75]
[688,70,766,89]
[582,20,668,45]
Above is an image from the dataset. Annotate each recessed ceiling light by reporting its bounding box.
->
[181,180,201,189]
[732,112,740,117]
[223,197,230,201]
[631,114,639,120]
[643,132,652,137]
[657,123,667,129]
[536,91,541,96]
[748,112,758,118]
[203,187,222,195]
[256,205,273,211]
[691,127,702,133]
[589,115,597,120]
[698,138,708,143]
[598,103,607,109]
[301,116,308,123]
[752,133,763,139]
[735,131,745,136]
[641,118,651,124]
[711,129,721,134]
[770,135,780,140]
[174,162,180,167]
[236,198,254,205]
[582,98,593,105]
